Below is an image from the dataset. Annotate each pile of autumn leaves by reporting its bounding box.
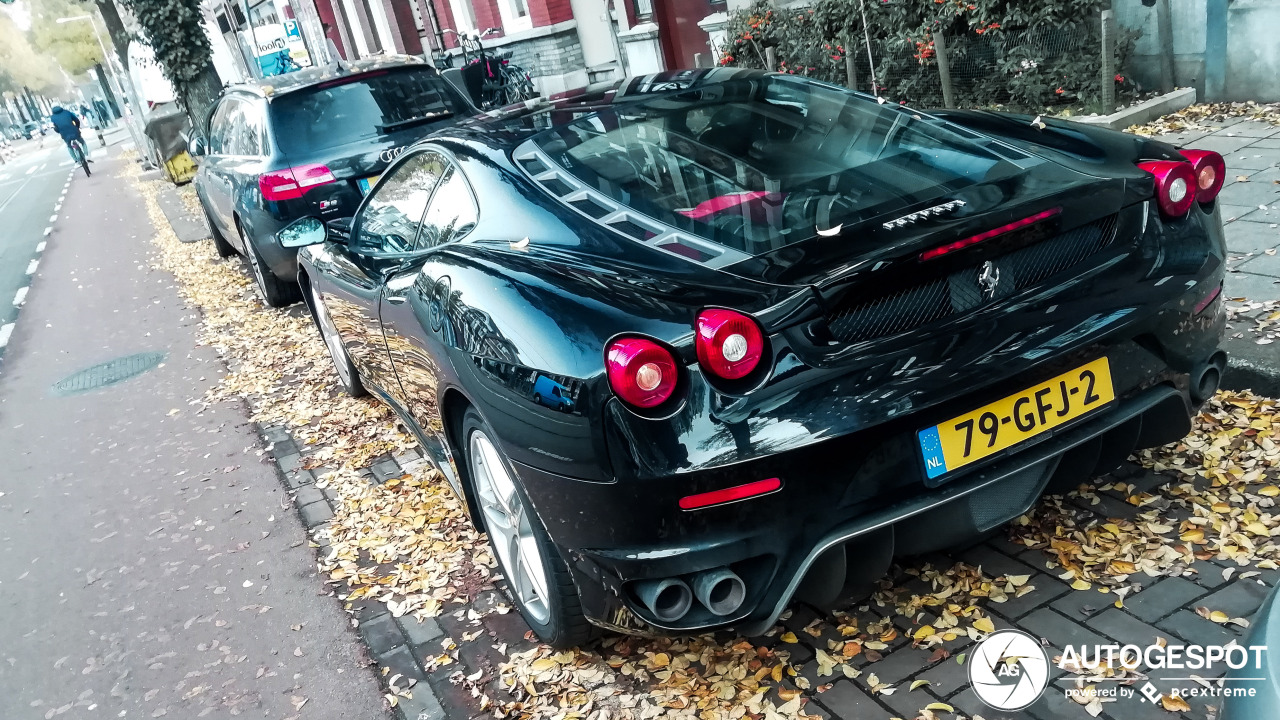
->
[1127,101,1280,137]
[131,162,1280,720]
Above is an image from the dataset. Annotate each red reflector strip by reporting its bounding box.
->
[920,207,1062,261]
[679,478,781,510]
[1194,282,1222,315]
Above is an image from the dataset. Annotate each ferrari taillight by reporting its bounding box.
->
[259,164,337,202]
[695,309,764,380]
[1179,149,1226,203]
[606,337,677,408]
[1138,160,1197,219]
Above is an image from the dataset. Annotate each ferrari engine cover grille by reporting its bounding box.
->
[827,213,1119,344]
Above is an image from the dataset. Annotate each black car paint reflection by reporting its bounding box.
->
[297,70,1226,642]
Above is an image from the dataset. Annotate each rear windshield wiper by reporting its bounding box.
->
[378,112,454,132]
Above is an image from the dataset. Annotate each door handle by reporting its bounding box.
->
[386,295,408,305]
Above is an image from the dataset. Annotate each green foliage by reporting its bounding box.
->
[30,0,105,76]
[120,0,214,108]
[720,0,1136,112]
[0,13,63,93]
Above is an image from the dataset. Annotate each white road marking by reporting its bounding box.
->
[54,203,61,212]
[49,214,57,223]
[37,164,45,172]
[13,287,28,306]
[0,323,13,349]
[43,227,51,236]
[26,259,38,275]
[59,160,72,167]
[36,241,46,252]
[25,166,36,175]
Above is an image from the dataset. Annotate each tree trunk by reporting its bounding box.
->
[93,64,123,119]
[183,63,223,136]
[95,0,132,67]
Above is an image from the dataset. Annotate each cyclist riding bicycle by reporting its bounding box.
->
[50,105,91,163]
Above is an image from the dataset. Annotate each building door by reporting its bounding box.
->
[654,0,718,70]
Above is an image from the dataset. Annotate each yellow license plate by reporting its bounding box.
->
[357,175,381,194]
[918,357,1114,480]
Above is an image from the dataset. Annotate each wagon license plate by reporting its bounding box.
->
[357,175,381,195]
[918,357,1114,480]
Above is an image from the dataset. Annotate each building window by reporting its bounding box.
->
[495,0,531,33]
[633,0,652,20]
[448,0,476,32]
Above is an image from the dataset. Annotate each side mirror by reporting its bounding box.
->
[188,135,207,157]
[278,217,327,248]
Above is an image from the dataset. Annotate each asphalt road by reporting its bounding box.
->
[0,144,388,717]
[0,137,79,353]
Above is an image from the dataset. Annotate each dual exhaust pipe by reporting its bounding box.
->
[633,567,746,623]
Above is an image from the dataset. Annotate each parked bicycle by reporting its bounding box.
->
[435,28,536,109]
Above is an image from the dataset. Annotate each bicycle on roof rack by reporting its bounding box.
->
[434,28,537,109]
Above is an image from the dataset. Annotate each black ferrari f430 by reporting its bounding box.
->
[283,69,1228,647]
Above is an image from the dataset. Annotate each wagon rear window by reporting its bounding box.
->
[529,75,1017,255]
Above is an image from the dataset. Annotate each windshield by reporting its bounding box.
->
[529,75,1017,255]
[271,68,460,155]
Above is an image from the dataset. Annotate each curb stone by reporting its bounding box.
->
[259,422,458,720]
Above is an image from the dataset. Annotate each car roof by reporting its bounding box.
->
[221,55,436,101]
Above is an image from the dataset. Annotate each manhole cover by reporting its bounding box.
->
[51,352,167,396]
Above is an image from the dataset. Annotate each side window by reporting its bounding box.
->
[240,100,265,156]
[355,151,448,253]
[417,167,478,249]
[221,99,248,155]
[208,100,235,155]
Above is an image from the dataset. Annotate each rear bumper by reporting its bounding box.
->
[515,377,1207,635]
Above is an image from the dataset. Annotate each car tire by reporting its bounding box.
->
[239,224,299,307]
[203,207,237,258]
[309,281,366,397]
[461,408,591,649]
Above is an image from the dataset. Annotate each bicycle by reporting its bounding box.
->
[69,137,91,177]
[437,28,537,109]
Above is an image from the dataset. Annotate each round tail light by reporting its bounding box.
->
[606,338,677,408]
[695,309,764,380]
[1138,160,1197,218]
[1179,149,1226,203]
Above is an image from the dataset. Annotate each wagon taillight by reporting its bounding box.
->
[606,337,678,408]
[695,309,764,380]
[259,163,336,202]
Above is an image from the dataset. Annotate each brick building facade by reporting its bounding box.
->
[201,0,749,99]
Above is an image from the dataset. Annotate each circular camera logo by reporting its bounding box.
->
[968,629,1050,711]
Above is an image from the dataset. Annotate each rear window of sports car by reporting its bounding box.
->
[528,75,1016,255]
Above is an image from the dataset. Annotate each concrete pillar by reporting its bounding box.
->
[697,12,728,64]
[617,21,663,75]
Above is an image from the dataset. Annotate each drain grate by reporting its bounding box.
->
[51,352,167,396]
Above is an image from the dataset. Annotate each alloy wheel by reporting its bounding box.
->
[240,227,268,303]
[470,429,551,624]
[310,284,354,388]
